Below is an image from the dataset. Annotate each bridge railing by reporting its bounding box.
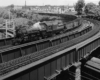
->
[0,19,100,80]
[0,26,93,75]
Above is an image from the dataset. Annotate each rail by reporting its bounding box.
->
[0,18,99,77]
[0,18,81,48]
[0,25,93,75]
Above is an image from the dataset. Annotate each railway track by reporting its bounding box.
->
[0,19,97,75]
[0,24,91,59]
[0,18,90,51]
[0,25,79,50]
[0,19,81,48]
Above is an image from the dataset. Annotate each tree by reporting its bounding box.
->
[84,3,97,15]
[9,4,14,9]
[7,4,14,9]
[99,1,100,6]
[84,2,100,20]
[75,0,85,15]
[27,20,33,26]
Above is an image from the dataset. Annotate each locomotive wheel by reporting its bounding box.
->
[60,31,63,34]
[14,42,20,45]
[38,37,42,40]
[12,39,19,45]
[12,40,20,45]
[52,34,56,37]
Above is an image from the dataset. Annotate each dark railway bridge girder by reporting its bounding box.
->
[0,19,100,80]
[84,46,100,61]
[3,33,100,80]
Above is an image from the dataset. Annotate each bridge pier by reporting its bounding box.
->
[69,62,81,80]
[51,62,81,80]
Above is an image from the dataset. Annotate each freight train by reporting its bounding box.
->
[82,15,100,21]
[12,20,82,45]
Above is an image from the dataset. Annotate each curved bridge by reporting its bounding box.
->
[0,18,100,80]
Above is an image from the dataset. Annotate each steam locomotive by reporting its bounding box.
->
[13,20,81,45]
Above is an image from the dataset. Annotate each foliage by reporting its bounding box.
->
[0,18,4,24]
[84,3,96,14]
[13,18,30,27]
[99,1,100,6]
[84,3,100,16]
[7,4,14,9]
[75,0,85,15]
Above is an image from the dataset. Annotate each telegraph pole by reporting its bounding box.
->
[5,9,15,38]
[5,20,7,38]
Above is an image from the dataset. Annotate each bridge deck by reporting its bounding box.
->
[0,19,100,80]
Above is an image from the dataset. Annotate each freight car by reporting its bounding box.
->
[82,15,100,21]
[82,57,100,80]
[12,20,82,45]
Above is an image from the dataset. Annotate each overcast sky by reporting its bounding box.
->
[0,0,99,6]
